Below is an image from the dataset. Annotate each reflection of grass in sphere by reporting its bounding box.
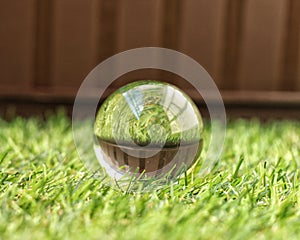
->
[94,80,203,147]
[129,104,171,146]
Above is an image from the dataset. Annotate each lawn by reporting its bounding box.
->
[0,111,299,240]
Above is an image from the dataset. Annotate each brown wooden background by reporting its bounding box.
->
[0,0,300,117]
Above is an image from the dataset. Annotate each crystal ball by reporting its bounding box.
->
[94,80,203,180]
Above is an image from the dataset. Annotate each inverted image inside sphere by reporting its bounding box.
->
[94,80,203,177]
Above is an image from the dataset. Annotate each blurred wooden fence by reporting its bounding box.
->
[0,0,300,107]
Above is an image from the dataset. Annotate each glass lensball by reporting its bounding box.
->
[94,80,203,180]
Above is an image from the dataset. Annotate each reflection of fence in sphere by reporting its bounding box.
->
[97,139,202,177]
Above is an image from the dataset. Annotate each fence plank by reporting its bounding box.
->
[237,0,288,90]
[96,0,120,62]
[108,0,164,87]
[179,0,227,88]
[220,0,245,90]
[281,0,300,91]
[35,0,53,88]
[298,31,300,90]
[116,0,163,51]
[161,0,181,50]
[49,0,100,88]
[0,0,36,88]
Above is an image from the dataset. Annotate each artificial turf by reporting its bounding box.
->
[0,111,299,240]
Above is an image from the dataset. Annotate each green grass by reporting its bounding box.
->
[1,111,300,240]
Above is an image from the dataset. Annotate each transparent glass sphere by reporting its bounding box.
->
[94,80,203,180]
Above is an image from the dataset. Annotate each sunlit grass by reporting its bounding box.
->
[0,112,299,240]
